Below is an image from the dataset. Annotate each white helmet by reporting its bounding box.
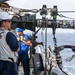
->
[0,11,11,21]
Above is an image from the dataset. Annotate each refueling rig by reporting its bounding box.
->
[0,1,75,75]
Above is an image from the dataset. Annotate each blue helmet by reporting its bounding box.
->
[15,28,24,32]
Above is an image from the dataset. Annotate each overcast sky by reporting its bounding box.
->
[7,0,75,20]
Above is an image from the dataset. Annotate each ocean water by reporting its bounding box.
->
[24,28,75,75]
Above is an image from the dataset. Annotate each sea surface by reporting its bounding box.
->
[24,28,75,75]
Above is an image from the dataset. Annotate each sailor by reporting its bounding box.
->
[0,11,19,75]
[15,27,30,75]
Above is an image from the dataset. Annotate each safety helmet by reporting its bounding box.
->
[15,28,24,32]
[0,11,11,21]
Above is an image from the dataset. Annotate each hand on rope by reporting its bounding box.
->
[47,45,57,68]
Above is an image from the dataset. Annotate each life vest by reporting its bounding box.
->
[0,28,17,62]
